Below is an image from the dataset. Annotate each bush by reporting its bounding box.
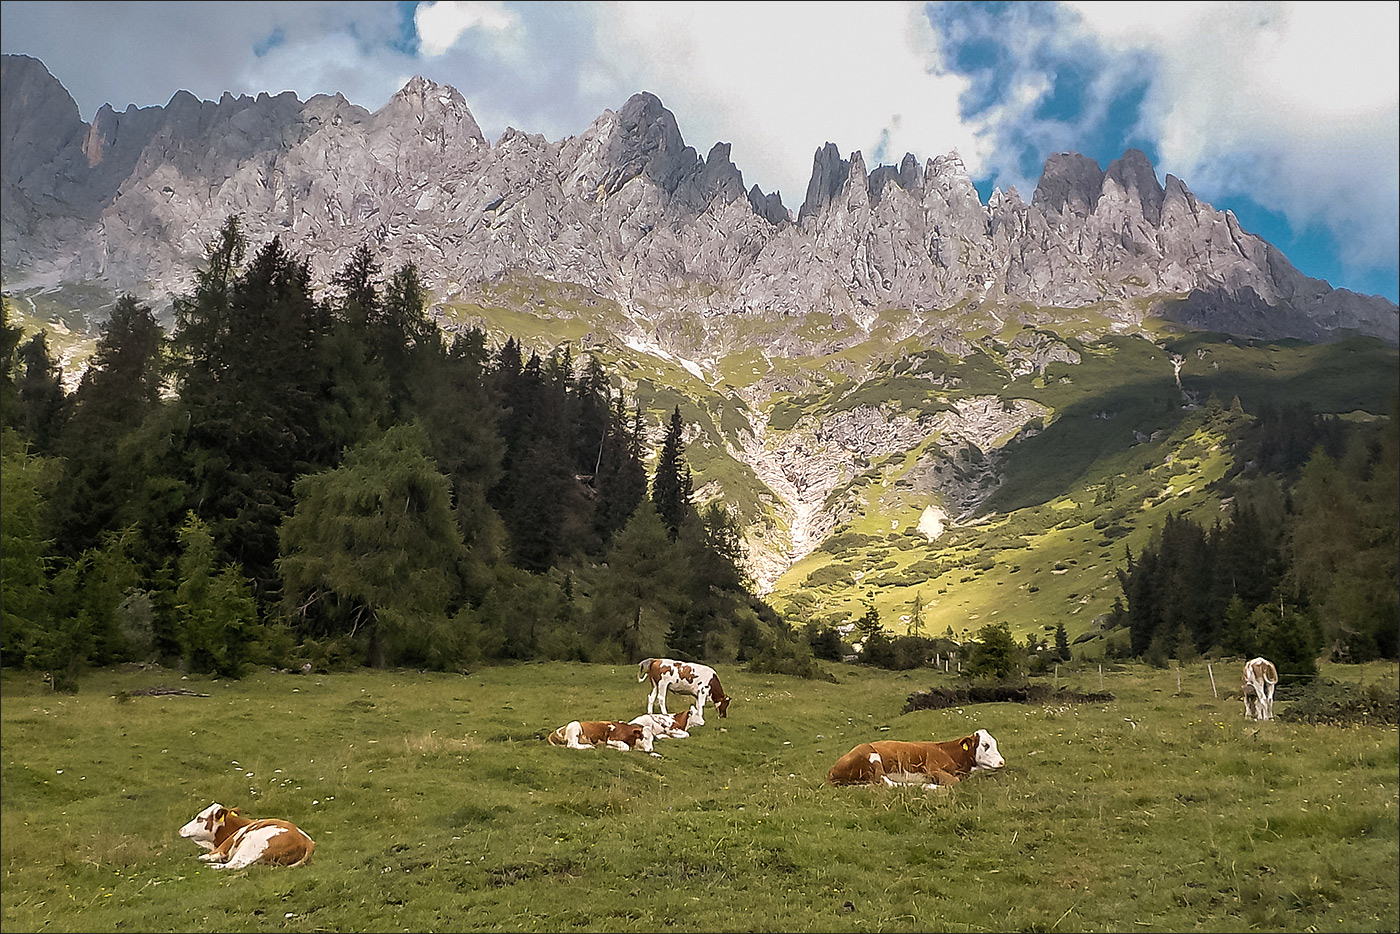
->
[1278,677,1399,726]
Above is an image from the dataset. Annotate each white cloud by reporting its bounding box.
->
[599,1,980,208]
[1067,1,1400,274]
[415,1,515,58]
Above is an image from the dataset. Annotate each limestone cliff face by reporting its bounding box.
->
[3,53,1395,352]
[4,53,1396,591]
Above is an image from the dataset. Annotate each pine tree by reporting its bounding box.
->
[589,503,682,661]
[965,620,1019,680]
[14,330,69,454]
[652,405,691,538]
[51,296,169,558]
[1,297,26,431]
[278,423,472,669]
[173,226,334,599]
[593,397,648,548]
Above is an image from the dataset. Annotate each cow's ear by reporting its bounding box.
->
[960,738,972,752]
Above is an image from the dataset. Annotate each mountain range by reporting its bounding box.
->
[2,53,1396,632]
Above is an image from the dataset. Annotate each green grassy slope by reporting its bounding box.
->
[2,660,1395,933]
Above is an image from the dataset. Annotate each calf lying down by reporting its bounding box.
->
[548,719,654,753]
[828,729,1006,789]
[179,802,315,869]
[629,710,691,740]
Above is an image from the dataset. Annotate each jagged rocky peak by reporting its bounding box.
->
[699,141,747,204]
[748,184,790,225]
[798,142,850,223]
[1103,148,1165,226]
[374,74,485,147]
[0,53,87,182]
[1033,148,1167,227]
[1033,151,1104,220]
[596,91,701,196]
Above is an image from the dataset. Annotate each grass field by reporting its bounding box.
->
[2,660,1396,933]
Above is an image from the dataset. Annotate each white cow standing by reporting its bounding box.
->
[637,658,730,727]
[1243,656,1279,721]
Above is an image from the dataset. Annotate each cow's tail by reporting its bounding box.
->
[547,727,567,746]
[637,658,654,683]
[287,837,315,868]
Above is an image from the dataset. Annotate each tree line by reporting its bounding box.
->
[1,217,818,689]
[1108,397,1399,677]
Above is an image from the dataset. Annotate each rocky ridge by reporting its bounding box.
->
[3,53,1395,353]
[3,54,1397,591]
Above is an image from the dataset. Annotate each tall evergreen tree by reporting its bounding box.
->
[14,330,69,454]
[173,224,334,599]
[652,405,692,539]
[0,426,58,674]
[51,296,169,558]
[592,397,648,548]
[0,297,23,431]
[278,423,473,669]
[589,503,683,661]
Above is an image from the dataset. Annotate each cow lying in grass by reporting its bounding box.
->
[827,729,1006,789]
[178,803,315,869]
[630,710,691,741]
[547,719,653,753]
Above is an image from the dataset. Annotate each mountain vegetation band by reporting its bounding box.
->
[2,213,1395,689]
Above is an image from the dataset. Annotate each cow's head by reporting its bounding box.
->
[607,721,648,751]
[963,729,1005,771]
[708,675,730,718]
[179,803,238,850]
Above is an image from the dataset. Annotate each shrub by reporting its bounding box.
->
[1278,677,1398,726]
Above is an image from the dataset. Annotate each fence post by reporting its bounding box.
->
[1176,665,1181,694]
[1208,663,1217,698]
[1054,664,1059,689]
[1099,664,1104,692]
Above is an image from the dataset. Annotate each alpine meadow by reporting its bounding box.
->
[1,45,1397,934]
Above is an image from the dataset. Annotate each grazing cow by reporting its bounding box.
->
[827,729,1006,789]
[178,803,315,869]
[637,657,730,726]
[547,719,653,753]
[1243,656,1279,721]
[629,710,691,741]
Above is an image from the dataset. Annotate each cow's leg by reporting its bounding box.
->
[200,834,237,862]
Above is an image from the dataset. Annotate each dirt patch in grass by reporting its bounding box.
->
[903,683,1115,712]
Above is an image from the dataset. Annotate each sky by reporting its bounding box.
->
[2,1,1397,303]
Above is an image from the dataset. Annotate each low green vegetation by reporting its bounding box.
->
[3,660,1395,933]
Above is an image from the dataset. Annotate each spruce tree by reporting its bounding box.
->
[652,405,691,538]
[51,296,168,558]
[14,330,69,454]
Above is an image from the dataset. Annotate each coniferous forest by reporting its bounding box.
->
[2,217,1396,691]
[2,218,815,689]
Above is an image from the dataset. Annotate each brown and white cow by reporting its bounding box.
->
[827,729,1006,789]
[637,657,730,727]
[1243,656,1279,721]
[629,710,691,741]
[178,803,315,869]
[547,719,653,753]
